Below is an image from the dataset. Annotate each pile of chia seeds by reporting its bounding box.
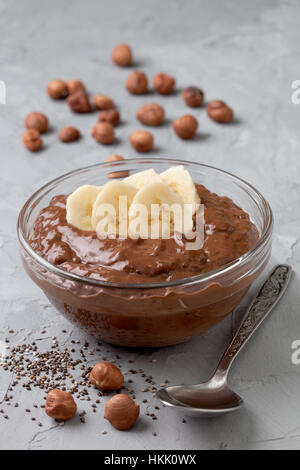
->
[0,329,182,434]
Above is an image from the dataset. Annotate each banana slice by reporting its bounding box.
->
[123,169,162,189]
[92,180,137,238]
[66,185,102,231]
[129,181,187,238]
[160,165,200,214]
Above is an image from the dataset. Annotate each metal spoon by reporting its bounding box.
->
[156,264,292,417]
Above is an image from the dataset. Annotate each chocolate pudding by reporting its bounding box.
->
[25,183,264,347]
[30,185,258,283]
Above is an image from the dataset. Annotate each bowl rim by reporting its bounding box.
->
[17,157,273,290]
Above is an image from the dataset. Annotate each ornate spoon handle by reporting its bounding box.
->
[216,265,292,378]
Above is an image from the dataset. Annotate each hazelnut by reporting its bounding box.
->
[105,154,128,178]
[136,103,165,126]
[45,389,77,421]
[173,114,198,139]
[67,90,92,113]
[98,109,120,126]
[59,126,80,143]
[182,87,204,107]
[126,71,148,95]
[90,362,124,390]
[206,100,233,123]
[105,394,139,430]
[66,80,86,95]
[112,43,132,67]
[130,130,153,152]
[152,73,175,95]
[22,129,42,152]
[93,94,114,110]
[47,79,67,99]
[105,154,124,162]
[91,122,115,144]
[25,112,48,134]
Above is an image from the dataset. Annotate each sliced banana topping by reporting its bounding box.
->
[91,180,137,238]
[129,181,186,238]
[123,168,162,189]
[66,185,102,231]
[66,166,199,238]
[160,165,200,214]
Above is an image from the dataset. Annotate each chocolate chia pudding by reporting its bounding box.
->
[18,161,272,347]
[29,185,259,284]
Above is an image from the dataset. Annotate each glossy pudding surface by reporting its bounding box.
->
[29,184,259,284]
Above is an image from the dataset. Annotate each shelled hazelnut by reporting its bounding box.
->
[130,130,153,152]
[112,44,132,67]
[173,114,198,139]
[182,87,204,107]
[25,112,48,134]
[59,126,80,143]
[206,100,233,123]
[93,94,114,110]
[91,122,115,144]
[126,71,148,95]
[90,362,124,390]
[67,90,92,113]
[45,389,77,421]
[46,79,67,99]
[66,80,86,95]
[105,394,140,430]
[105,154,128,178]
[98,109,120,126]
[152,73,175,95]
[136,103,165,126]
[105,154,124,163]
[22,129,42,152]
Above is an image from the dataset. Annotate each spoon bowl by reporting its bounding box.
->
[157,382,243,417]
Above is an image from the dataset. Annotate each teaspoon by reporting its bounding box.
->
[156,264,292,417]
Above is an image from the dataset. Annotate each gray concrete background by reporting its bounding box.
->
[1,0,300,450]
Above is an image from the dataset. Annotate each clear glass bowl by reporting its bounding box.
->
[17,158,273,347]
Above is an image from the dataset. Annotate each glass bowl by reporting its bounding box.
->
[17,158,273,347]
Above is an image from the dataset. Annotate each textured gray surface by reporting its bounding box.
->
[1,0,300,450]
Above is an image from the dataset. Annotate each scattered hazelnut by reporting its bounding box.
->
[105,394,139,430]
[112,43,132,67]
[136,103,165,126]
[105,154,124,163]
[108,171,129,179]
[22,129,42,152]
[206,100,233,123]
[130,130,154,152]
[59,126,80,143]
[173,114,198,139]
[126,71,148,95]
[91,122,115,144]
[105,155,128,178]
[152,73,175,95]
[90,362,124,390]
[67,90,92,113]
[93,94,114,110]
[98,109,120,126]
[47,79,67,99]
[66,80,86,95]
[182,87,204,107]
[25,112,48,134]
[45,389,77,421]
